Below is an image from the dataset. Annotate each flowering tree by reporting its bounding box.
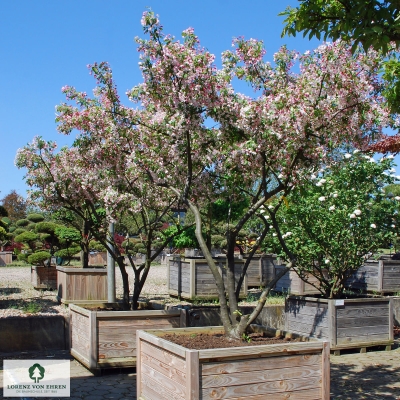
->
[267,152,398,298]
[120,11,393,338]
[17,11,395,336]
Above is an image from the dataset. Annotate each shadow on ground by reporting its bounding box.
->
[331,360,400,399]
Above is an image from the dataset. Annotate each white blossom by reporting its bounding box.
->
[332,193,338,198]
[344,153,352,159]
[370,223,376,228]
[353,149,360,154]
[329,205,336,211]
[318,196,326,202]
[325,259,330,264]
[354,209,362,216]
[395,196,400,201]
[387,155,394,159]
[392,224,396,228]
[350,213,356,219]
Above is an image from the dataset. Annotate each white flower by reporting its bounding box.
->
[370,223,376,228]
[332,193,338,198]
[268,205,274,209]
[390,168,396,173]
[329,205,336,211]
[353,149,360,154]
[387,155,394,159]
[368,158,376,163]
[269,225,273,229]
[310,174,317,179]
[319,179,326,184]
[272,233,277,237]
[264,215,270,220]
[354,209,362,216]
[344,153,352,159]
[392,224,396,228]
[380,157,385,162]
[395,196,400,201]
[350,213,356,219]
[329,180,334,184]
[318,196,326,202]
[316,182,323,187]
[325,259,330,264]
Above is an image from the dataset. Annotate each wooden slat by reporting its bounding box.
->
[198,341,323,360]
[141,373,185,400]
[187,350,199,400]
[337,324,389,338]
[321,341,330,400]
[201,374,322,398]
[336,335,393,346]
[89,311,97,369]
[141,352,186,386]
[141,341,187,373]
[201,364,321,388]
[141,362,186,399]
[201,353,321,375]
[336,315,389,328]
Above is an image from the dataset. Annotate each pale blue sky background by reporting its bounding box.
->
[0,1,396,200]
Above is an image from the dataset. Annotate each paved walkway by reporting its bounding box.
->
[0,343,399,399]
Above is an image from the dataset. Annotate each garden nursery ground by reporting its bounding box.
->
[0,265,399,399]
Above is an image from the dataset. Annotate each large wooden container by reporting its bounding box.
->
[31,265,57,290]
[0,251,13,266]
[57,267,107,304]
[285,296,393,354]
[88,252,107,266]
[274,265,322,295]
[69,304,186,370]
[345,259,400,294]
[137,326,330,400]
[244,254,276,287]
[167,257,248,300]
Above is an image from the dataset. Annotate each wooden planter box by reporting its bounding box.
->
[88,252,107,266]
[69,304,186,370]
[167,257,248,300]
[345,259,400,294]
[285,296,394,354]
[0,251,12,266]
[31,265,57,290]
[137,326,330,400]
[244,254,276,287]
[56,266,108,304]
[274,265,323,296]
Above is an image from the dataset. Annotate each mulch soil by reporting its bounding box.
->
[162,332,300,350]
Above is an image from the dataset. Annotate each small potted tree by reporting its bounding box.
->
[269,152,396,354]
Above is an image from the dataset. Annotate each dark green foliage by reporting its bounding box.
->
[16,219,30,227]
[55,226,81,244]
[27,251,51,266]
[13,228,26,236]
[14,231,38,244]
[17,253,28,262]
[0,206,8,217]
[35,221,58,235]
[54,246,81,258]
[27,213,45,223]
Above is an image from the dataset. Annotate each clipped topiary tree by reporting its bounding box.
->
[28,251,51,267]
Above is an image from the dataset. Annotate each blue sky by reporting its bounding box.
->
[0,1,396,200]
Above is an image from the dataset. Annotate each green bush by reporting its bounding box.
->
[17,253,28,262]
[54,246,81,258]
[16,219,30,227]
[27,251,51,266]
[14,231,38,244]
[35,221,58,234]
[26,213,45,223]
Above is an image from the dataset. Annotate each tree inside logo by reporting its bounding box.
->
[29,363,45,383]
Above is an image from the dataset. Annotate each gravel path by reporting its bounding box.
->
[0,265,168,318]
